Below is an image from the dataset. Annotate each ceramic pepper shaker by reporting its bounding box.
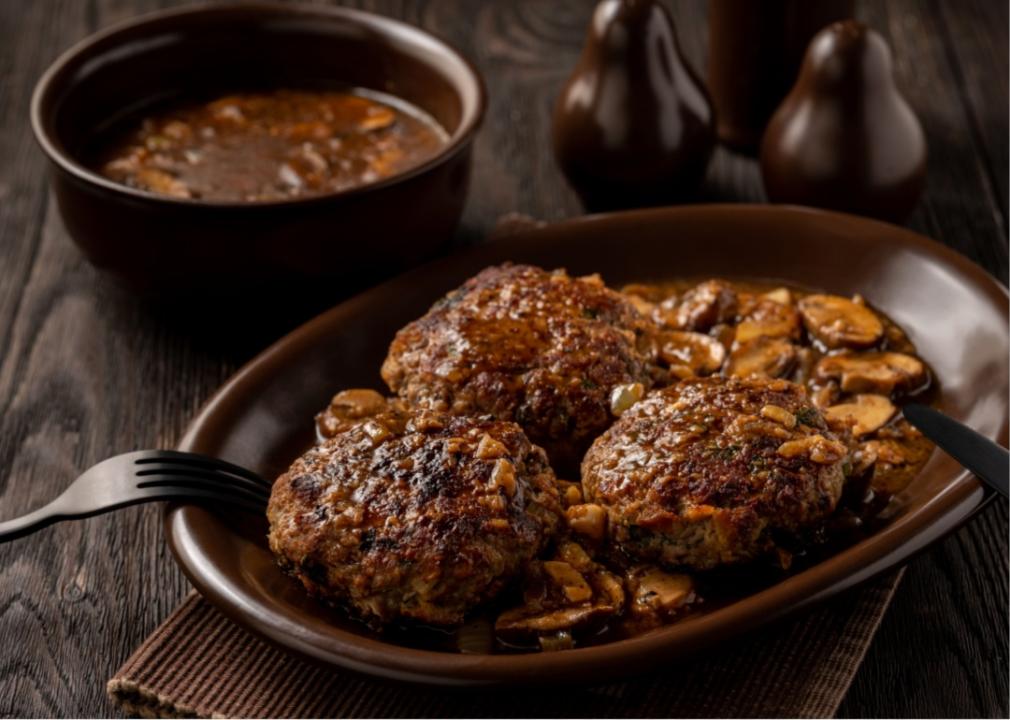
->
[707,0,855,153]
[551,0,714,211]
[760,20,927,223]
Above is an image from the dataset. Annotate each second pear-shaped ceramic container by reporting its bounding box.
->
[760,20,927,223]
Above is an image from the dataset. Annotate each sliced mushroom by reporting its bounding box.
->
[861,419,934,496]
[328,388,387,417]
[849,441,879,478]
[809,381,841,409]
[798,294,885,349]
[566,503,607,540]
[316,389,396,438]
[556,540,594,572]
[593,568,626,611]
[658,331,726,378]
[791,346,818,385]
[814,352,927,395]
[629,567,694,614]
[621,283,667,302]
[710,323,736,353]
[669,280,738,331]
[734,299,802,343]
[862,436,933,496]
[621,565,697,633]
[625,293,657,317]
[495,603,613,637]
[538,632,575,652]
[726,337,798,379]
[494,544,624,646]
[824,394,896,436]
[882,319,917,354]
[543,561,593,603]
[762,287,793,305]
[454,618,495,654]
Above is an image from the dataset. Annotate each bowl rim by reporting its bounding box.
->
[29,0,487,209]
[166,204,1008,685]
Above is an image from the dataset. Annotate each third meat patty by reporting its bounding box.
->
[381,264,661,473]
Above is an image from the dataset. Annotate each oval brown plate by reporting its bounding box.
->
[167,204,1009,685]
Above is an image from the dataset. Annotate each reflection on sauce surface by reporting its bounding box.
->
[93,89,448,201]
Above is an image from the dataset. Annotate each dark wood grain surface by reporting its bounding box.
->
[0,1,1006,717]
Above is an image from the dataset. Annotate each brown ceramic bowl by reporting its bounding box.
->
[166,205,1008,686]
[30,2,485,298]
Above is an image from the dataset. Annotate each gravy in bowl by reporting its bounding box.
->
[93,88,448,202]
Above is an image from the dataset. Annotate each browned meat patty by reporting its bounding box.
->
[267,403,563,626]
[381,264,659,472]
[581,376,848,570]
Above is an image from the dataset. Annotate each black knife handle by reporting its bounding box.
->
[904,404,1009,500]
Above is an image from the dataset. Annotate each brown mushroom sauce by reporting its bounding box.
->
[305,279,934,655]
[622,278,935,518]
[93,89,448,201]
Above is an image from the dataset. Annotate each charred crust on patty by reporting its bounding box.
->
[268,406,564,626]
[581,376,848,570]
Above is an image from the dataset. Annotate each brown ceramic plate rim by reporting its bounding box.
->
[167,204,1008,685]
[30,1,487,210]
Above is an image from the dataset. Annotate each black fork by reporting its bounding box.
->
[0,450,270,542]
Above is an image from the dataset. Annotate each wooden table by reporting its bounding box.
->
[0,1,1006,716]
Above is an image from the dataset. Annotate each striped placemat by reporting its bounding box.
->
[107,569,902,718]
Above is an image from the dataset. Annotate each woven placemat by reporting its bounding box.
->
[107,568,902,718]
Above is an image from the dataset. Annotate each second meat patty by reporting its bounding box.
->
[581,376,849,570]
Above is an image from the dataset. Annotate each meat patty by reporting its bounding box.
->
[581,376,848,570]
[267,404,563,626]
[381,264,658,472]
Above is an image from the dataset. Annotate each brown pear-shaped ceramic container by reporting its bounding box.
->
[552,0,714,211]
[760,20,927,223]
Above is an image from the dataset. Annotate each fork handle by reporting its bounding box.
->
[0,492,264,542]
[0,501,69,542]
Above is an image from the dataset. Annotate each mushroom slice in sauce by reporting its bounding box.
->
[762,287,793,305]
[621,283,667,302]
[454,617,496,654]
[798,294,885,349]
[315,388,403,439]
[726,336,798,379]
[624,293,657,317]
[658,331,727,378]
[628,566,695,616]
[859,421,934,496]
[734,298,802,343]
[494,541,624,650]
[814,352,927,395]
[622,565,697,634]
[667,280,738,331]
[824,394,897,437]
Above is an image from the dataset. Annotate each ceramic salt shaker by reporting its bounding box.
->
[551,0,714,211]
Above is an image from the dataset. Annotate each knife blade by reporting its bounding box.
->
[903,404,1009,499]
